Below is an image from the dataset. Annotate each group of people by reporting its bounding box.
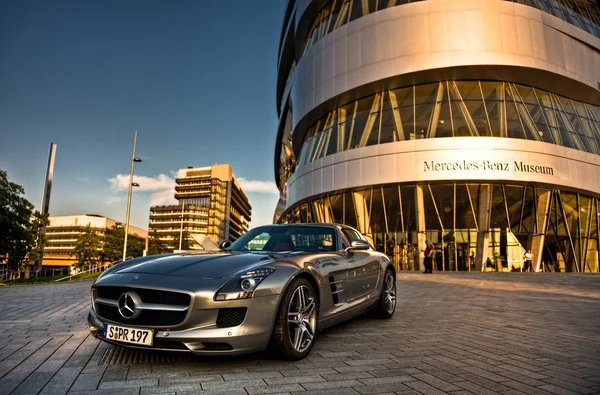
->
[421,241,535,273]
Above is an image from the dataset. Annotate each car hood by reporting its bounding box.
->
[109,252,275,279]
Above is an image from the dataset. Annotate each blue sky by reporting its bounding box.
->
[0,0,285,229]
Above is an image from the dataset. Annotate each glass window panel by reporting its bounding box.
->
[348,116,368,150]
[329,194,344,224]
[415,102,434,139]
[521,186,536,234]
[423,186,442,230]
[580,195,592,239]
[370,187,387,234]
[433,101,452,138]
[326,122,339,156]
[480,81,503,101]
[506,95,526,140]
[467,184,485,224]
[380,109,399,144]
[399,106,415,140]
[465,100,492,136]
[299,204,308,223]
[504,185,524,233]
[485,100,503,137]
[455,184,477,230]
[349,0,364,21]
[414,83,439,105]
[454,81,483,101]
[353,190,372,234]
[342,192,357,228]
[430,184,455,229]
[392,86,413,107]
[451,101,476,137]
[384,186,401,232]
[514,84,538,104]
[490,185,509,228]
[401,185,417,231]
[561,192,578,237]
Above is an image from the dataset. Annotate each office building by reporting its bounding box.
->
[149,164,251,250]
[43,214,148,268]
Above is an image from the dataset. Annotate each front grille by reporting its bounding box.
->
[96,304,187,327]
[202,342,233,351]
[216,308,247,328]
[96,286,190,306]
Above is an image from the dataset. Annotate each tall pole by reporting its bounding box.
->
[179,201,185,251]
[37,143,57,272]
[123,131,138,261]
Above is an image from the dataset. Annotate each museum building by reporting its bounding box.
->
[273,0,600,272]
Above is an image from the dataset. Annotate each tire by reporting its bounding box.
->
[369,267,396,319]
[270,277,318,360]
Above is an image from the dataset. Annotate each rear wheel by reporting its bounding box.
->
[369,268,396,319]
[270,277,318,360]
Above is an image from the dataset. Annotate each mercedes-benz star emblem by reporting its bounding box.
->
[118,292,141,319]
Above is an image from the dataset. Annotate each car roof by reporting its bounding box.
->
[257,223,343,229]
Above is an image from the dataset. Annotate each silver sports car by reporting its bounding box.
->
[88,223,396,360]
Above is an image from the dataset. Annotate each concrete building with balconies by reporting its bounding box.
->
[42,214,148,268]
[149,164,251,250]
[273,0,600,273]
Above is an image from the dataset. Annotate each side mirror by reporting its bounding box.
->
[219,240,232,250]
[345,239,370,253]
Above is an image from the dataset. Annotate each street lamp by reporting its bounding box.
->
[123,131,141,262]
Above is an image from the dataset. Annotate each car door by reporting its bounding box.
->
[340,227,381,301]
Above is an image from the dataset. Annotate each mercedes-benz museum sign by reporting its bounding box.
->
[273,0,600,273]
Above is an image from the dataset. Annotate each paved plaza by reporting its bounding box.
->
[0,273,598,395]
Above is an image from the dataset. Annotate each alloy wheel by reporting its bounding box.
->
[287,285,317,353]
[384,271,396,314]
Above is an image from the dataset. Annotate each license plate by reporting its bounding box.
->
[103,324,153,346]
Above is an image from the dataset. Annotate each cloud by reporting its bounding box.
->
[149,189,177,206]
[108,173,177,207]
[109,174,175,192]
[237,178,279,194]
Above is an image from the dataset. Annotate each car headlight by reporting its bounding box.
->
[215,268,275,301]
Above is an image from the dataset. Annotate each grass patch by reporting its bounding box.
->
[0,271,101,286]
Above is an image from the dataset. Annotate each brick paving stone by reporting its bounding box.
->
[410,372,462,392]
[538,384,586,395]
[98,378,158,389]
[245,383,304,394]
[540,377,599,394]
[71,373,104,391]
[353,382,412,394]
[264,374,325,385]
[320,371,374,381]
[403,379,453,395]
[301,378,363,390]
[291,388,361,395]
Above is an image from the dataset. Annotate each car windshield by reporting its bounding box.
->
[228,225,337,253]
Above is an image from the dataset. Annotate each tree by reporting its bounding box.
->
[102,223,146,262]
[72,224,102,267]
[148,229,170,255]
[0,170,49,273]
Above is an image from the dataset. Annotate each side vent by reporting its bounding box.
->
[328,276,343,305]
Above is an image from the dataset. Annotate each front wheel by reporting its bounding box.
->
[270,277,318,360]
[369,268,396,319]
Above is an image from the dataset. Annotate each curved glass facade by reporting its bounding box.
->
[297,81,600,168]
[303,0,600,56]
[280,183,600,273]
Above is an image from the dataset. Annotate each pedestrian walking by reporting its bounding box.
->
[422,240,434,273]
[523,250,533,272]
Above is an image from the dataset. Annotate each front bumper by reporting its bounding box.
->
[88,293,280,356]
